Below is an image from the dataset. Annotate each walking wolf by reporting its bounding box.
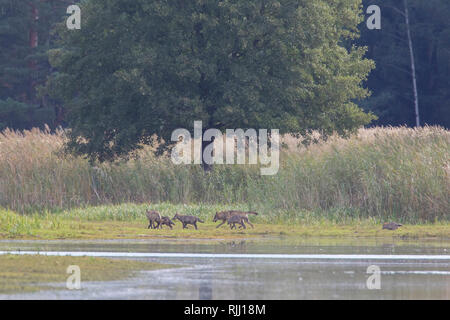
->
[172,213,204,230]
[213,210,258,228]
[160,216,175,229]
[227,215,247,230]
[146,210,162,229]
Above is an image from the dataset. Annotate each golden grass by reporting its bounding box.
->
[0,126,449,222]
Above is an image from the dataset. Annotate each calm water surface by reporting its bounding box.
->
[0,237,448,299]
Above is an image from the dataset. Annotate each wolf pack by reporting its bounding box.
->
[145,210,258,230]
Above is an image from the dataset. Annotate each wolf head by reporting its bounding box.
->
[172,212,180,220]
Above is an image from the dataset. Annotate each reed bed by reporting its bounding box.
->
[0,126,448,223]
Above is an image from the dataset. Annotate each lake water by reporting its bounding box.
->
[0,237,449,299]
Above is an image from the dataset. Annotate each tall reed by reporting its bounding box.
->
[0,126,448,222]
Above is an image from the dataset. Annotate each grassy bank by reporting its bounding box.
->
[0,204,449,240]
[0,126,449,223]
[0,254,171,294]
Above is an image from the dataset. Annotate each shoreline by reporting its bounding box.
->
[1,220,449,241]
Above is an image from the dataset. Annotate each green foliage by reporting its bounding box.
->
[358,0,450,128]
[0,98,55,130]
[0,98,30,130]
[0,209,42,236]
[47,0,376,161]
[1,0,448,134]
[0,0,71,129]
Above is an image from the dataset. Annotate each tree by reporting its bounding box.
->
[0,0,73,130]
[403,0,420,127]
[46,0,376,162]
[358,0,450,128]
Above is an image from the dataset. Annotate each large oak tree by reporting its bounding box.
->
[46,0,375,162]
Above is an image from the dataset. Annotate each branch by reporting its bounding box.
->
[378,62,412,76]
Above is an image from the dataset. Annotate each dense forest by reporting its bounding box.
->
[0,0,449,131]
[357,0,450,128]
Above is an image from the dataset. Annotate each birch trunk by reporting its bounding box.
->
[403,0,420,127]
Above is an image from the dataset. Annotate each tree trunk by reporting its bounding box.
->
[28,3,38,103]
[29,4,39,49]
[201,129,213,172]
[403,0,420,127]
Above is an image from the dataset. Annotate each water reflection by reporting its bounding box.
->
[134,258,449,300]
[0,237,448,299]
[198,266,213,300]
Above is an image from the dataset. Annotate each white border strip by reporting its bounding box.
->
[1,251,450,260]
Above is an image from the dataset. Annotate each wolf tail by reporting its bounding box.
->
[247,211,258,215]
[198,218,205,223]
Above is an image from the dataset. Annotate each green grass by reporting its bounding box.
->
[0,204,449,240]
[0,254,172,294]
[0,126,449,223]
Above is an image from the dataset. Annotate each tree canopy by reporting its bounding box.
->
[0,0,69,130]
[2,1,449,144]
[46,0,376,161]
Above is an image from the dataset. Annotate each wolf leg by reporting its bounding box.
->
[216,220,226,228]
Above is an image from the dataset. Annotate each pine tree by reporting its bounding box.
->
[0,0,74,130]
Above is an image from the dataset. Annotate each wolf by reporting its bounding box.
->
[172,213,204,230]
[160,216,175,229]
[382,222,402,230]
[146,210,162,229]
[213,210,258,228]
[227,215,247,230]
